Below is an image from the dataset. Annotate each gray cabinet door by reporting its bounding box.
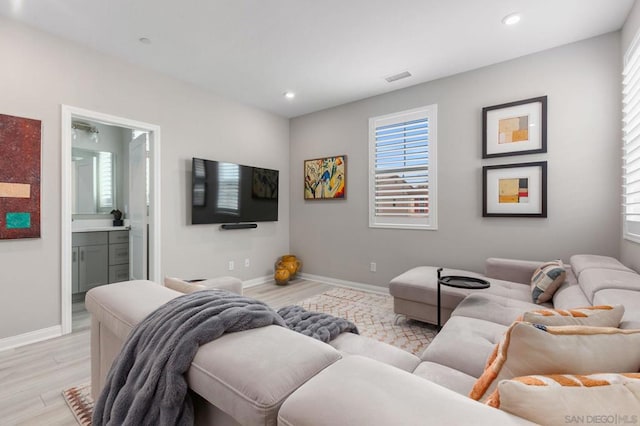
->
[72,247,80,294]
[78,245,109,292]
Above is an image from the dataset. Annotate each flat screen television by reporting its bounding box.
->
[191,157,279,224]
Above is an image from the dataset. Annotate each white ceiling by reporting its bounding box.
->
[0,0,635,118]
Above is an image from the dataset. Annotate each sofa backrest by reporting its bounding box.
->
[551,267,589,310]
[570,254,635,279]
[569,254,640,302]
[563,255,640,329]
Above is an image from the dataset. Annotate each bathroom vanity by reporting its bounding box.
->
[72,227,130,294]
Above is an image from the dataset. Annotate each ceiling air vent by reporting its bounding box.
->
[385,71,412,83]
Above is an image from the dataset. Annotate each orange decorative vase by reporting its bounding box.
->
[277,255,302,278]
[274,254,302,285]
[274,268,290,286]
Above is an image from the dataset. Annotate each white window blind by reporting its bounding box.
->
[97,151,114,212]
[623,35,640,243]
[368,105,437,230]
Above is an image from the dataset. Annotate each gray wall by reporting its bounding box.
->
[0,17,289,340]
[290,33,622,288]
[622,0,640,272]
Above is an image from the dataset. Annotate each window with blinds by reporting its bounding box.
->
[623,35,640,243]
[368,105,437,230]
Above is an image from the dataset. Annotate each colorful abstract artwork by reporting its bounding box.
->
[483,96,547,158]
[498,178,529,204]
[483,162,546,218]
[304,155,346,200]
[0,113,41,239]
[498,116,529,144]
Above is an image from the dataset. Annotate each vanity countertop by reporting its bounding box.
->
[72,226,130,233]
[72,219,131,233]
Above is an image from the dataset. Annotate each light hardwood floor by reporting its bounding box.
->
[0,279,332,425]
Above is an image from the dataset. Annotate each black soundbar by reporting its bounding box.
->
[220,223,258,230]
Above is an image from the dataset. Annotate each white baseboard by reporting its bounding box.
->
[299,273,390,295]
[243,275,275,288]
[0,325,62,353]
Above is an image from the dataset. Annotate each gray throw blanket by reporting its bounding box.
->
[277,305,359,342]
[92,289,285,426]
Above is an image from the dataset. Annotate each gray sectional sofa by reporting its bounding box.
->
[86,254,640,425]
[403,255,640,394]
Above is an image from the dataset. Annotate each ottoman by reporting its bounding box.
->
[389,266,488,326]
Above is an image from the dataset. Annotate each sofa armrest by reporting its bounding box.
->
[164,276,243,295]
[484,258,542,285]
[85,280,181,399]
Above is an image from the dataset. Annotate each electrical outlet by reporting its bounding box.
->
[370,262,377,272]
[244,258,250,268]
[228,260,235,271]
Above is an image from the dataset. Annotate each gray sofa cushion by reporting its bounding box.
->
[570,254,634,279]
[420,316,506,378]
[86,280,181,341]
[484,258,544,284]
[594,289,640,329]
[278,356,533,426]
[579,269,640,303]
[412,361,477,396]
[186,325,341,426]
[482,279,534,302]
[329,332,421,372]
[452,293,542,326]
[551,269,590,309]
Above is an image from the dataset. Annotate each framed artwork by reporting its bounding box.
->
[0,113,42,239]
[304,155,346,200]
[482,96,547,158]
[483,161,547,218]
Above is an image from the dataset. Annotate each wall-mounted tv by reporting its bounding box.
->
[191,157,279,224]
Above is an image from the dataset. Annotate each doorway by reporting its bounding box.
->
[60,105,162,335]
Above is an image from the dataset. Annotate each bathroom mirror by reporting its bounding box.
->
[72,148,116,214]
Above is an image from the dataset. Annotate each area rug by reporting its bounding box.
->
[62,384,93,426]
[62,287,435,424]
[296,287,436,355]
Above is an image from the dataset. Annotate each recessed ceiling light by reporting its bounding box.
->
[284,91,295,99]
[139,37,151,45]
[502,13,521,26]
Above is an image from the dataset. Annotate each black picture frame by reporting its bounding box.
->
[482,96,547,159]
[482,161,547,218]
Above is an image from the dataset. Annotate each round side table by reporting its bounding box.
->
[437,267,490,330]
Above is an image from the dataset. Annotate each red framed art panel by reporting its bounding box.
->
[0,113,42,239]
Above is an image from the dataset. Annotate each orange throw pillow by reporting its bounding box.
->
[520,305,624,327]
[485,373,640,425]
[469,322,640,402]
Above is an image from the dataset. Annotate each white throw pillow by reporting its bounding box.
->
[469,322,640,402]
[486,373,640,425]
